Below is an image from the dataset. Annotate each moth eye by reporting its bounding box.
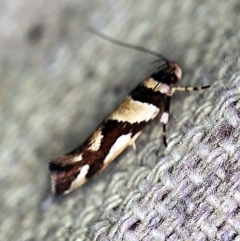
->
[170,75,178,83]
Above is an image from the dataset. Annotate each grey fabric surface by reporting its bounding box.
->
[1,0,240,241]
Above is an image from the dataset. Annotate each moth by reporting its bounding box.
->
[49,28,210,195]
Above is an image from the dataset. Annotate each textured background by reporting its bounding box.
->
[1,0,240,240]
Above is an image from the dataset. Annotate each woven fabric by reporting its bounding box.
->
[91,75,240,241]
[1,1,240,241]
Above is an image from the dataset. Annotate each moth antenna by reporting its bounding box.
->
[87,26,169,62]
[156,62,168,70]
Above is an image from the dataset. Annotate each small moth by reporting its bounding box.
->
[49,29,210,195]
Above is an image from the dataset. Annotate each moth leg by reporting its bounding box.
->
[162,124,167,147]
[162,84,210,146]
[172,85,210,93]
[160,95,171,147]
[129,131,142,151]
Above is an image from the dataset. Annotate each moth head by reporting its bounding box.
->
[166,61,182,84]
[151,60,182,88]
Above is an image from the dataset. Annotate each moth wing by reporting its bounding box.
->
[49,155,89,195]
